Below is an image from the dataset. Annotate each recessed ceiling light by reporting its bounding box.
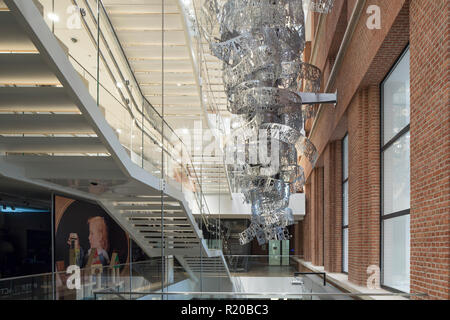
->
[177,83,182,87]
[47,12,60,22]
[116,82,123,89]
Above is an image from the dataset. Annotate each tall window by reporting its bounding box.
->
[381,47,410,292]
[342,134,349,273]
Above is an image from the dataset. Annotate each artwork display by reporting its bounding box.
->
[54,196,129,299]
[200,0,335,245]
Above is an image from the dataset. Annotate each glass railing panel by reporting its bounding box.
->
[164,150,187,193]
[55,262,133,300]
[97,0,145,114]
[143,100,164,141]
[67,0,101,86]
[38,0,100,90]
[0,273,53,300]
[68,55,135,158]
[141,101,163,175]
[98,82,134,155]
[141,133,163,176]
[0,258,193,300]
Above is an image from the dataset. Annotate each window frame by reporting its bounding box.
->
[380,44,411,293]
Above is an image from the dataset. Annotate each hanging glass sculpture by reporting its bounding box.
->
[200,0,335,245]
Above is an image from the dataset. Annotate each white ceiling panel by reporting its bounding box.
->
[145,95,200,105]
[123,45,190,59]
[141,84,198,95]
[130,59,192,72]
[104,4,179,14]
[109,14,183,30]
[116,30,186,45]
[135,71,196,84]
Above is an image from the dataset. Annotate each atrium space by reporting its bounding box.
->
[0,0,448,302]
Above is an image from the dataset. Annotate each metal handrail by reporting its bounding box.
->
[0,272,52,283]
[92,290,428,298]
[93,287,127,300]
[0,258,166,283]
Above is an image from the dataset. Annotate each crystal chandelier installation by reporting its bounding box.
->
[200,0,336,245]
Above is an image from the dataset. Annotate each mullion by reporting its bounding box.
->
[381,124,410,152]
[382,209,410,221]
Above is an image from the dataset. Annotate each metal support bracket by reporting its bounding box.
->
[297,90,338,106]
[160,179,166,191]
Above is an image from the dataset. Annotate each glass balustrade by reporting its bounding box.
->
[0,255,425,300]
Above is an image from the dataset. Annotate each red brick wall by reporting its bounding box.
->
[301,0,449,298]
[304,167,325,267]
[314,167,324,266]
[323,141,343,273]
[301,0,408,179]
[347,86,381,286]
[312,0,347,71]
[310,169,318,265]
[409,0,450,300]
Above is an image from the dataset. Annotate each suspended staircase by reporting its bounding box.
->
[0,0,232,290]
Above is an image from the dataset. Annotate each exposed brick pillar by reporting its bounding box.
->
[347,86,381,286]
[410,0,450,300]
[324,141,343,273]
[303,182,312,262]
[311,167,324,266]
[310,173,316,264]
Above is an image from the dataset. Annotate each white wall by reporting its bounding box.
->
[190,193,305,219]
[237,277,302,294]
